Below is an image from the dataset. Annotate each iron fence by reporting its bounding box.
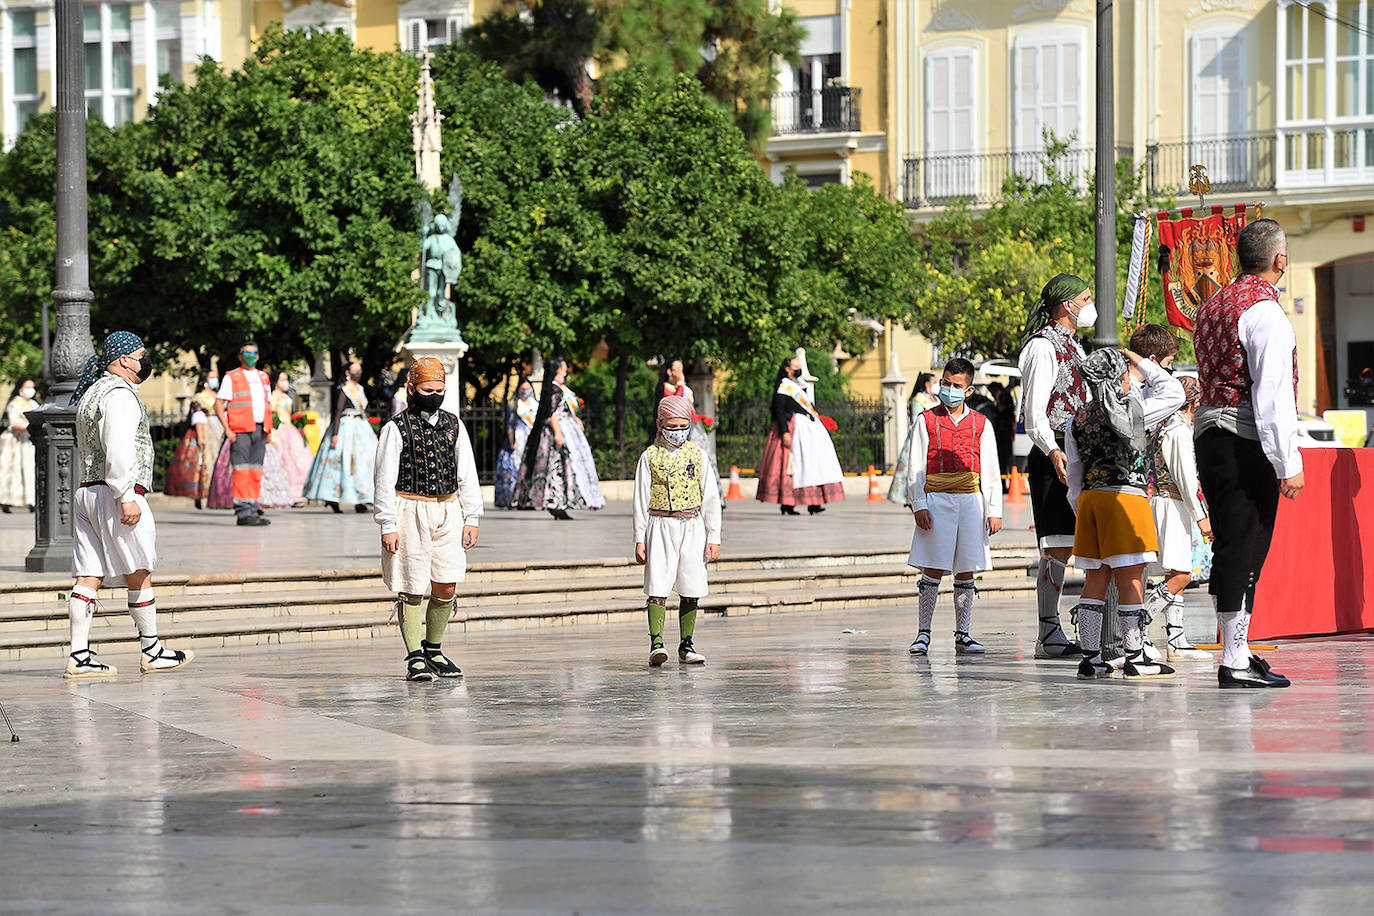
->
[1144,135,1277,198]
[771,87,861,135]
[714,397,887,475]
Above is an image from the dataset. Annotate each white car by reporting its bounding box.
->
[1297,413,1344,448]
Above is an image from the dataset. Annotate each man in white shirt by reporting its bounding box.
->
[1193,218,1303,688]
[64,331,193,678]
[214,341,274,526]
[1017,274,1096,659]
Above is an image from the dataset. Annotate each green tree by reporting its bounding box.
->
[431,46,598,405]
[466,0,801,147]
[905,138,1173,361]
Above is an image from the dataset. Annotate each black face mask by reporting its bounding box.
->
[412,390,445,413]
[792,368,803,379]
[131,355,153,382]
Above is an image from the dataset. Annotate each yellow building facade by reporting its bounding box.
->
[774,1,1374,428]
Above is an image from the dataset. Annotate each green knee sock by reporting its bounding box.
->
[679,598,699,640]
[647,598,667,641]
[426,596,455,645]
[397,596,424,652]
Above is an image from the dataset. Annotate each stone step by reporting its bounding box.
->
[0,577,1041,662]
[0,559,1033,630]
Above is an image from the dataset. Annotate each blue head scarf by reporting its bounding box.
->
[70,331,144,405]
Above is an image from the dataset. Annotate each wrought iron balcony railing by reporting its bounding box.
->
[901,134,1293,211]
[771,87,861,136]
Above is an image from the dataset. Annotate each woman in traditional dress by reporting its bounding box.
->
[303,361,377,513]
[164,396,207,504]
[756,355,845,515]
[494,377,537,508]
[887,374,937,506]
[188,374,225,511]
[269,370,312,506]
[655,358,716,454]
[512,358,605,519]
[0,379,39,512]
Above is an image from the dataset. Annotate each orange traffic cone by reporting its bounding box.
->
[725,465,745,500]
[1007,467,1028,503]
[865,465,884,502]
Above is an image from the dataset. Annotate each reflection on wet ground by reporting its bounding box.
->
[2,599,1372,912]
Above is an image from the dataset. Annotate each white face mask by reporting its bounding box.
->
[660,426,690,448]
[1073,301,1098,328]
[20,387,35,399]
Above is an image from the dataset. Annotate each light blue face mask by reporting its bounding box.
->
[938,384,967,408]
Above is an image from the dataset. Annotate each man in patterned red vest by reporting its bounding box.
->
[1017,274,1095,659]
[1194,218,1303,688]
[214,341,274,527]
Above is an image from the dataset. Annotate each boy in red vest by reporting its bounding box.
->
[214,341,274,526]
[905,358,1003,656]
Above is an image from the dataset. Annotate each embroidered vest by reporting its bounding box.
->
[923,406,985,474]
[1074,400,1149,493]
[647,441,705,512]
[76,374,154,490]
[391,409,461,496]
[1032,323,1088,433]
[1195,274,1299,409]
[224,367,273,433]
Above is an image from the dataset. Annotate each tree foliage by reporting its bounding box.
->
[905,138,1175,361]
[466,0,801,147]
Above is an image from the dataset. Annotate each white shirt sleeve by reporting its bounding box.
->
[1137,358,1186,427]
[1164,422,1208,523]
[1064,418,1083,513]
[455,419,483,527]
[371,421,402,536]
[99,388,143,502]
[1018,338,1060,456]
[905,415,930,512]
[632,452,651,543]
[701,455,722,545]
[980,418,1003,519]
[215,373,234,402]
[1240,300,1303,479]
[190,407,207,427]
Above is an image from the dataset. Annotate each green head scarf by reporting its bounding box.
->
[1020,273,1090,346]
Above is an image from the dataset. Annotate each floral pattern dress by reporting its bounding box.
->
[513,385,605,511]
[495,396,537,508]
[303,382,377,506]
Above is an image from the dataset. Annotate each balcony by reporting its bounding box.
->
[903,130,1374,211]
[771,87,861,136]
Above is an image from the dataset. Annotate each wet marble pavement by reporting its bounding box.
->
[2,597,1372,914]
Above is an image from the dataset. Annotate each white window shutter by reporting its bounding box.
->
[406,19,423,52]
[446,16,462,44]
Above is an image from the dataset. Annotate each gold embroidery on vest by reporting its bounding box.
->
[647,442,704,512]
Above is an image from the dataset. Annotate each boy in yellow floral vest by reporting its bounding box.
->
[633,395,723,666]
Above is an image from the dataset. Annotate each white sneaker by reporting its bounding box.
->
[64,649,117,679]
[649,637,669,667]
[678,638,706,665]
[139,639,194,674]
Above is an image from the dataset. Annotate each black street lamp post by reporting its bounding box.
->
[26,0,95,573]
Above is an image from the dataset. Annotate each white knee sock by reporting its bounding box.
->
[1037,558,1066,639]
[127,588,158,650]
[1077,598,1105,658]
[1119,604,1144,652]
[1164,592,1190,648]
[1218,610,1250,669]
[953,580,976,633]
[68,585,99,654]
[917,575,940,633]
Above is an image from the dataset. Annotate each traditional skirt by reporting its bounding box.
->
[494,422,532,509]
[1072,489,1159,570]
[0,430,36,508]
[303,414,377,506]
[513,410,605,511]
[163,428,202,499]
[756,418,844,506]
[271,422,313,505]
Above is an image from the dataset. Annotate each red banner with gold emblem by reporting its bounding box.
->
[1155,204,1248,332]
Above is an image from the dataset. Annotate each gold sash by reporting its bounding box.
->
[925,471,980,494]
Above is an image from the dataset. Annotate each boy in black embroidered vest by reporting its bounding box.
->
[1064,348,1184,680]
[373,358,483,681]
[633,395,722,666]
[905,358,1003,657]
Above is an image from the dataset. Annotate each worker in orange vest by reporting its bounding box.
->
[214,341,275,526]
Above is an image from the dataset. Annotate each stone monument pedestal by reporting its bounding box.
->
[400,337,468,414]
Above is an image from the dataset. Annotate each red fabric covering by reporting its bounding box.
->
[1252,448,1374,639]
[755,419,845,507]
